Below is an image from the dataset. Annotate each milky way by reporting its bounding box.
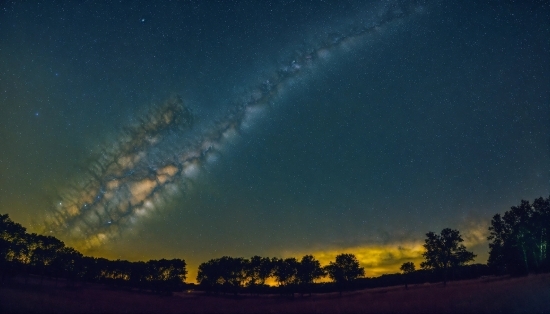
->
[43,1,425,249]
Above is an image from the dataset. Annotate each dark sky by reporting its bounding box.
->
[1,0,548,279]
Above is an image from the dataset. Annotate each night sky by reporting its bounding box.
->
[1,0,548,281]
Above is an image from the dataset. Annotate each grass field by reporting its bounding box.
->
[1,273,549,313]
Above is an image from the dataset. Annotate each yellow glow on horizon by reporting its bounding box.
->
[283,242,426,279]
[50,222,490,285]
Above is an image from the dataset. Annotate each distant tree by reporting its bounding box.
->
[421,228,476,286]
[53,246,83,286]
[0,214,29,282]
[145,258,186,293]
[0,214,27,244]
[488,196,550,275]
[197,259,224,293]
[30,235,65,285]
[531,197,550,271]
[79,256,101,283]
[148,258,187,282]
[400,262,415,289]
[0,237,11,282]
[324,253,365,296]
[0,214,195,292]
[220,257,248,294]
[113,259,133,282]
[297,255,325,296]
[273,257,299,296]
[197,257,246,294]
[246,256,273,294]
[89,257,111,283]
[128,260,148,289]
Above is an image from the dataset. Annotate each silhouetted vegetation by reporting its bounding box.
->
[1,195,549,299]
[487,196,550,275]
[297,255,325,296]
[421,228,476,286]
[324,253,365,295]
[196,255,327,296]
[0,214,187,294]
[400,261,415,289]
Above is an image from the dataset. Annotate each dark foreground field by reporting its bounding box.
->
[1,274,549,313]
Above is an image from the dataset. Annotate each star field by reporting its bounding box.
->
[0,0,548,279]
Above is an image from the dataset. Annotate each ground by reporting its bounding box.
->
[1,274,549,313]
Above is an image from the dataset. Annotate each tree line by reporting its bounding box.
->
[1,195,548,295]
[193,226,478,295]
[197,253,364,296]
[0,214,187,293]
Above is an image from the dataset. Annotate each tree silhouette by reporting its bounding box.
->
[6,209,526,296]
[273,257,299,296]
[30,235,65,285]
[488,196,550,275]
[245,256,273,294]
[400,262,415,289]
[221,257,248,294]
[1,213,190,293]
[197,257,247,294]
[0,214,29,282]
[297,255,325,296]
[324,253,365,296]
[126,260,147,289]
[531,197,550,271]
[197,258,224,293]
[144,259,186,293]
[421,228,475,286]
